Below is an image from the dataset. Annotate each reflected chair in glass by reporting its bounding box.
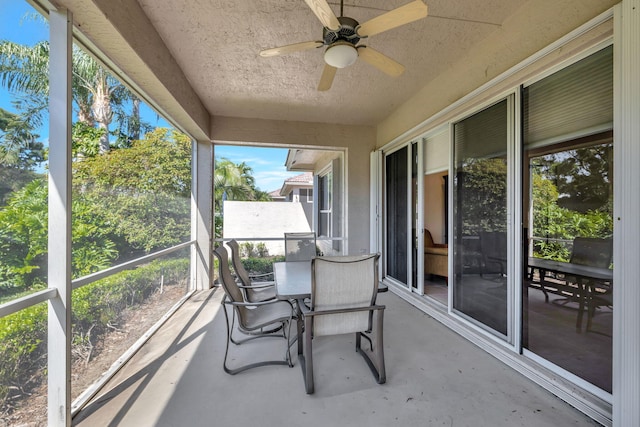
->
[213,245,295,374]
[479,231,507,278]
[567,237,612,331]
[284,232,317,262]
[586,285,613,334]
[227,239,276,303]
[297,253,385,394]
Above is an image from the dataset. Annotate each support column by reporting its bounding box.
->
[613,1,640,426]
[191,140,213,290]
[47,8,73,427]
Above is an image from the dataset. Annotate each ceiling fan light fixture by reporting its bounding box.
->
[324,43,358,68]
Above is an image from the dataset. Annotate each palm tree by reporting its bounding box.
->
[0,39,142,153]
[213,158,273,237]
[0,107,44,169]
[214,158,254,210]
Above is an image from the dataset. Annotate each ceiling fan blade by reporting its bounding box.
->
[356,0,428,37]
[303,0,341,31]
[260,41,324,57]
[317,64,337,91]
[357,46,405,77]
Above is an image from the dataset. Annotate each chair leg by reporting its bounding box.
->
[375,310,386,384]
[355,309,386,384]
[229,311,287,345]
[359,331,374,352]
[300,315,314,394]
[221,301,292,375]
[586,297,595,332]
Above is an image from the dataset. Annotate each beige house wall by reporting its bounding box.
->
[376,0,617,146]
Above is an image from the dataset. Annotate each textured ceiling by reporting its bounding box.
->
[136,0,528,126]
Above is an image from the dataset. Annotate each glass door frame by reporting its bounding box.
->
[382,144,414,290]
[447,92,522,347]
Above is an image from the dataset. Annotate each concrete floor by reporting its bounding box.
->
[73,289,601,427]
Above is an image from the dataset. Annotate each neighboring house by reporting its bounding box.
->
[267,189,286,201]
[284,150,344,256]
[278,172,313,203]
[278,172,313,227]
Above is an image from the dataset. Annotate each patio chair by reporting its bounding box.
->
[227,239,276,302]
[284,232,317,261]
[297,253,385,394]
[213,245,295,375]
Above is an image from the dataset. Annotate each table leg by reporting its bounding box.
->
[576,279,587,333]
[296,304,303,356]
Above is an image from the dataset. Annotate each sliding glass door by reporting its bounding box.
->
[452,98,512,337]
[385,147,409,285]
[522,45,613,393]
[380,43,614,397]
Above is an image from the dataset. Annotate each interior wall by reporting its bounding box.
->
[424,171,447,245]
[211,116,377,255]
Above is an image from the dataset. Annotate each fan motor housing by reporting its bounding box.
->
[323,16,361,46]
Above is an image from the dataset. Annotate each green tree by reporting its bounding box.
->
[534,144,612,213]
[0,108,44,204]
[0,179,118,294]
[73,128,192,257]
[531,158,613,261]
[457,157,507,235]
[0,107,45,169]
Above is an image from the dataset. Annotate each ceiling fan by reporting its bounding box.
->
[259,0,428,91]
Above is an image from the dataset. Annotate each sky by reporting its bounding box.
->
[1,0,298,192]
[215,145,300,193]
[0,0,48,111]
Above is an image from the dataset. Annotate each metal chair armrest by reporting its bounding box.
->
[249,272,274,279]
[223,296,293,309]
[300,304,385,317]
[297,298,312,315]
[236,282,275,290]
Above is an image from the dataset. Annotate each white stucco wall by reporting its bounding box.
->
[222,201,311,256]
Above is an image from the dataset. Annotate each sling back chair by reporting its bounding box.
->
[284,232,317,262]
[227,239,276,302]
[297,253,385,394]
[213,245,295,375]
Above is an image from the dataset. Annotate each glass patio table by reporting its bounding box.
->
[273,260,388,300]
[527,257,612,331]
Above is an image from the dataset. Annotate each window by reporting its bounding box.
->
[300,188,313,203]
[318,171,332,237]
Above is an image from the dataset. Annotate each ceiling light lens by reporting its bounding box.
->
[324,44,358,68]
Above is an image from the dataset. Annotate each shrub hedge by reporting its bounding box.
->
[240,255,284,276]
[0,257,189,409]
